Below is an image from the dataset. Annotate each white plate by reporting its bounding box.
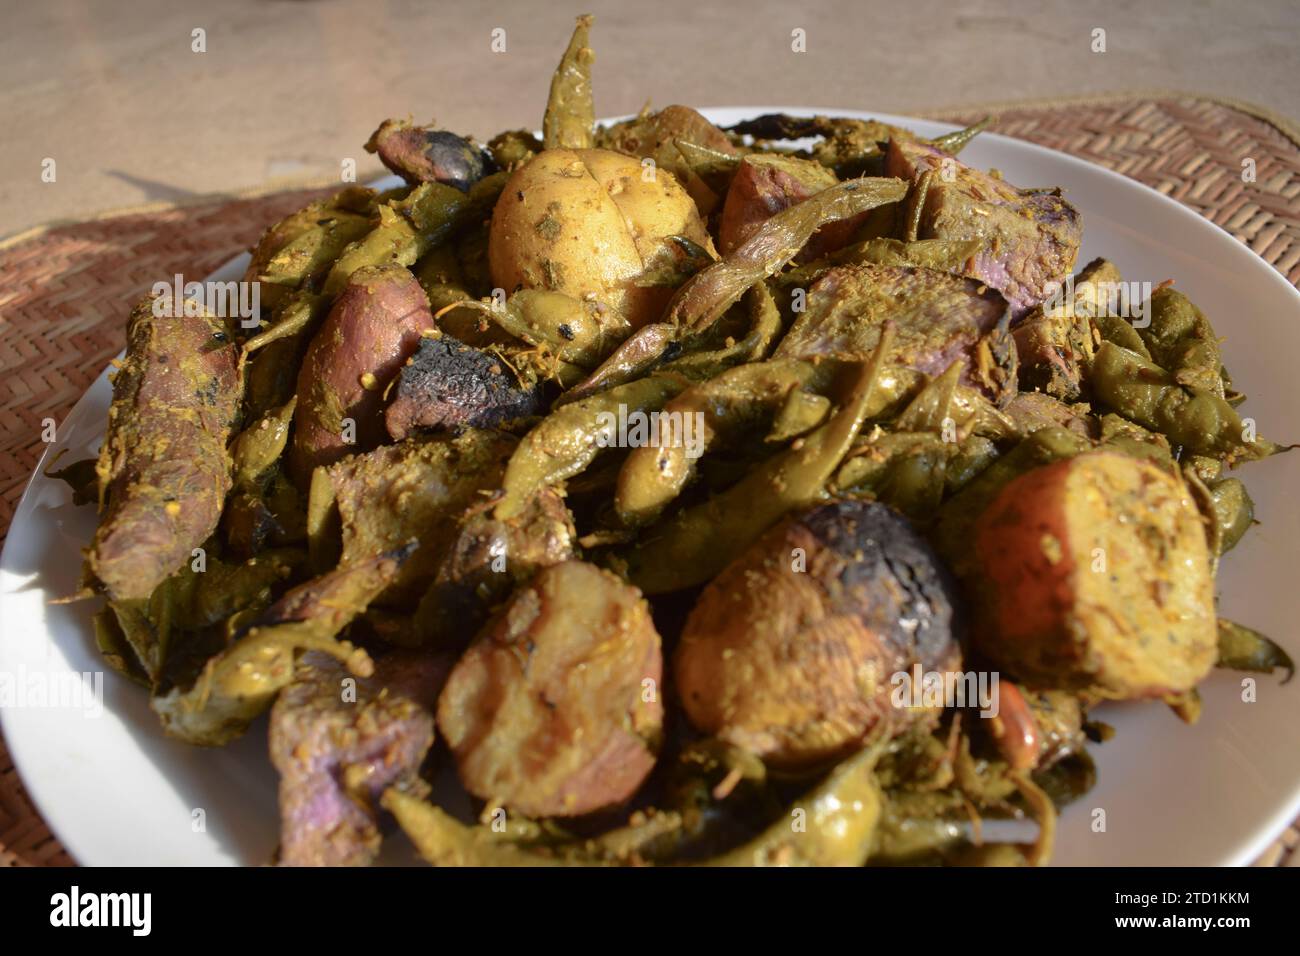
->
[3,108,1298,867]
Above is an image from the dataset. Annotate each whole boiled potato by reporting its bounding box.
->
[488,147,714,328]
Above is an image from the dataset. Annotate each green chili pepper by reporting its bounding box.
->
[1215,619,1294,682]
[929,117,992,157]
[700,744,883,867]
[624,326,894,593]
[495,374,688,520]
[664,177,908,335]
[542,15,595,150]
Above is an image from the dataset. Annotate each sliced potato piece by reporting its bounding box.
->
[970,450,1216,698]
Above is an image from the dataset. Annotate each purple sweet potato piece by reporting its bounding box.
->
[886,139,1081,318]
[288,264,435,488]
[365,120,489,192]
[775,263,1016,398]
[270,648,453,867]
[88,295,242,609]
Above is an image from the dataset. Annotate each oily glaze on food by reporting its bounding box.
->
[62,14,1294,867]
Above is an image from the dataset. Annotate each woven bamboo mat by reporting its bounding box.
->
[2,94,1298,867]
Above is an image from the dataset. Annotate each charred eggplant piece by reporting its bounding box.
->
[383,334,542,439]
[365,120,489,192]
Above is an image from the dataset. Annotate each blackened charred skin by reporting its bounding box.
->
[675,499,963,768]
[800,500,963,668]
[365,120,490,192]
[384,335,542,439]
[724,113,826,139]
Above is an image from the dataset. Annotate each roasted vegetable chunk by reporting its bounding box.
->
[271,649,452,867]
[599,103,737,211]
[413,488,575,645]
[488,147,715,329]
[775,263,1015,399]
[383,334,542,439]
[676,500,962,768]
[365,120,489,192]
[288,263,435,487]
[313,430,518,607]
[88,295,242,608]
[437,561,664,817]
[887,138,1081,317]
[719,154,859,259]
[600,104,736,160]
[1012,257,1118,400]
[969,451,1216,697]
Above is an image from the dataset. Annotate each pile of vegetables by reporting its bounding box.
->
[63,14,1293,866]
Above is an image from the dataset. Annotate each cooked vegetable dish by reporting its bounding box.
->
[63,15,1294,866]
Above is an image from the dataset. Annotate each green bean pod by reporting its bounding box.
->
[664,177,908,335]
[321,182,470,297]
[495,374,688,520]
[624,326,894,593]
[1139,286,1224,396]
[1090,340,1274,459]
[660,281,784,379]
[615,359,829,527]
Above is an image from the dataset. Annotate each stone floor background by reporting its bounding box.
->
[2,0,1298,237]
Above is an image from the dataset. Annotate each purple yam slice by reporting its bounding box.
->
[886,138,1081,318]
[270,649,453,867]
